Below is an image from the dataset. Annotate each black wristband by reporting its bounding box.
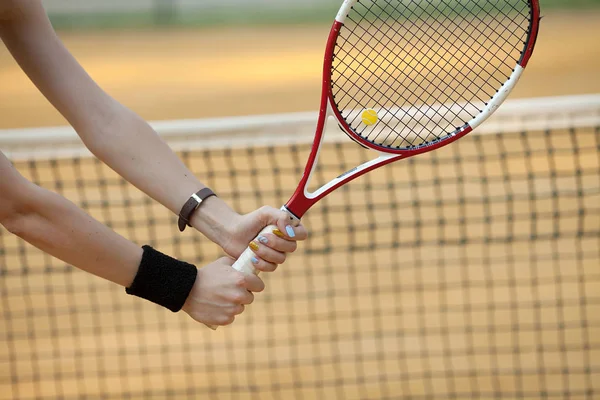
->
[126,245,198,312]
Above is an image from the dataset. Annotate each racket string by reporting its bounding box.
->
[406,0,527,94]
[336,19,478,146]
[331,0,533,149]
[345,17,471,140]
[389,0,512,90]
[451,1,528,72]
[370,1,501,140]
[347,2,486,124]
[333,47,443,148]
[333,33,438,130]
[362,0,521,111]
[339,6,496,145]
[335,24,470,145]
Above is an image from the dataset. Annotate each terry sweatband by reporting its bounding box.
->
[126,245,198,312]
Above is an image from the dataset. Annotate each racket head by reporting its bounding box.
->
[284,0,540,218]
[327,0,541,154]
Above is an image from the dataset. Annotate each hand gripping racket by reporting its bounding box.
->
[215,0,540,327]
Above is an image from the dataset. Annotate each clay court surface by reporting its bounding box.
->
[1,11,599,400]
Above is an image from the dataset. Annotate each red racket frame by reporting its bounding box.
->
[285,0,540,219]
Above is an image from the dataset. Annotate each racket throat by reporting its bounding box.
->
[285,153,402,218]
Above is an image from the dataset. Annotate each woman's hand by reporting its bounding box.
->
[219,206,308,270]
[182,257,265,326]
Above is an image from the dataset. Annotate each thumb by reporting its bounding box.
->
[264,207,297,234]
[256,206,298,236]
[256,206,287,226]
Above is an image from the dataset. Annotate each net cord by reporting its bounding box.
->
[1,94,599,161]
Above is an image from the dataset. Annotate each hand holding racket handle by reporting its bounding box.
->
[202,227,276,331]
[231,206,300,276]
[205,207,300,330]
[231,224,279,275]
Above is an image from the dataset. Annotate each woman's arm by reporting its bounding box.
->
[0,156,142,288]
[0,1,306,262]
[0,151,265,326]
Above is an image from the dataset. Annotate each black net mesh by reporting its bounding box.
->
[331,0,532,149]
[1,121,599,399]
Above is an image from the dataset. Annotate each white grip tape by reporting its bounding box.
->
[231,225,278,276]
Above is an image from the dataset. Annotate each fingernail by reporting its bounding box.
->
[272,229,286,238]
[251,256,259,265]
[257,235,268,244]
[285,225,296,238]
[249,242,259,251]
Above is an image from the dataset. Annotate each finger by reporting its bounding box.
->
[274,221,307,241]
[257,207,307,241]
[218,315,235,326]
[250,255,278,273]
[257,206,292,230]
[230,286,254,305]
[243,291,255,305]
[202,313,234,327]
[272,209,299,235]
[233,304,245,315]
[291,224,308,241]
[243,274,265,293]
[249,239,287,265]
[256,233,297,253]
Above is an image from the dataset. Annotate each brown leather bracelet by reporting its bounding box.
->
[178,188,217,232]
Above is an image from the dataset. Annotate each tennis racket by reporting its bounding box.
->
[228,0,540,316]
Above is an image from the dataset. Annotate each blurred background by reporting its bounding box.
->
[1,1,599,400]
[0,0,599,129]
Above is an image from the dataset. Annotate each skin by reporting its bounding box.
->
[0,0,307,326]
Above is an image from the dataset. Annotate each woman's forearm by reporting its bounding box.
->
[0,153,268,326]
[0,3,240,246]
[1,157,142,287]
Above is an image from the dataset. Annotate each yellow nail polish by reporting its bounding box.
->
[249,242,259,251]
[272,229,285,238]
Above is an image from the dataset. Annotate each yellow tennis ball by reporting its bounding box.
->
[361,109,379,126]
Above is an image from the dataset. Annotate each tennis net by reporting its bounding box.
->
[1,95,599,400]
